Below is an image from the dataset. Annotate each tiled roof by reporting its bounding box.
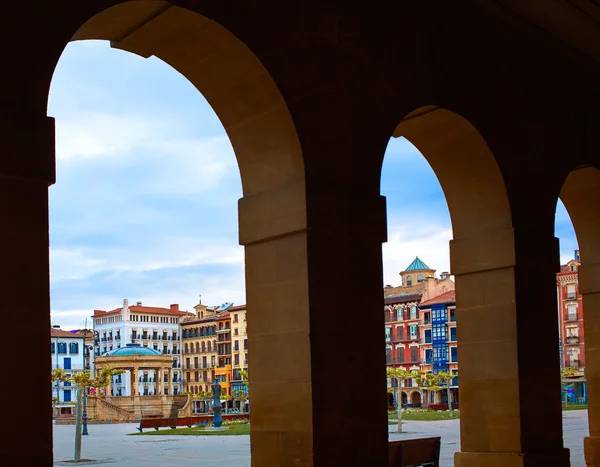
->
[384,283,426,298]
[384,294,422,305]
[93,305,189,317]
[404,257,432,272]
[51,328,86,338]
[419,290,456,307]
[228,305,246,312]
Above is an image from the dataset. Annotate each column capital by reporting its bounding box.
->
[0,115,55,185]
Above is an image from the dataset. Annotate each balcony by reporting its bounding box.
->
[564,313,578,322]
[566,359,580,368]
[217,327,231,333]
[566,336,580,345]
[567,293,577,300]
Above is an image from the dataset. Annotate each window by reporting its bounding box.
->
[567,284,577,300]
[451,346,458,362]
[234,341,239,351]
[417,274,423,283]
[406,275,412,286]
[567,303,578,321]
[410,346,418,362]
[234,314,238,323]
[234,328,239,336]
[409,324,417,340]
[450,327,457,341]
[51,342,55,354]
[234,354,239,365]
[449,309,456,322]
[424,348,433,363]
[423,312,431,325]
[57,342,67,354]
[410,306,417,320]
[424,329,432,344]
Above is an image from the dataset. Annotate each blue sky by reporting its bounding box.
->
[48,41,578,329]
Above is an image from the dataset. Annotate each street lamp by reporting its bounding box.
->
[82,329,99,436]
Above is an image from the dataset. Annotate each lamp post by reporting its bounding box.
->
[82,328,98,435]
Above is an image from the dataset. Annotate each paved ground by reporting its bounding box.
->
[54,411,589,466]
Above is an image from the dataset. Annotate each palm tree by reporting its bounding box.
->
[386,367,418,433]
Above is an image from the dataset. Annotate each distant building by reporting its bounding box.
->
[92,299,191,395]
[385,257,455,407]
[418,291,458,406]
[230,305,249,405]
[51,327,86,415]
[558,251,587,403]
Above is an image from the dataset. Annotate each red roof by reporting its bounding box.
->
[93,304,188,317]
[51,328,86,338]
[419,290,456,307]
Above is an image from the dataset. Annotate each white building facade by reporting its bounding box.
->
[92,299,190,395]
[51,328,86,408]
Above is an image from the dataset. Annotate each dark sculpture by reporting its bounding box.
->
[211,379,223,428]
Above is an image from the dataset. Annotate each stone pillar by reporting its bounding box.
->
[581,261,600,466]
[156,368,161,395]
[453,227,569,467]
[0,114,55,465]
[240,180,389,466]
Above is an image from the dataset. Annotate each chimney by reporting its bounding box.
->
[440,272,449,280]
[170,304,179,313]
[52,325,61,329]
[136,301,142,306]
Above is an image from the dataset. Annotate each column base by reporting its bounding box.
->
[585,436,600,466]
[455,448,570,467]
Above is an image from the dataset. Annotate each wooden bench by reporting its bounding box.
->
[388,437,441,467]
[137,414,250,432]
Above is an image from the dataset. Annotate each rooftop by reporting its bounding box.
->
[404,256,432,272]
[419,290,456,307]
[103,343,162,357]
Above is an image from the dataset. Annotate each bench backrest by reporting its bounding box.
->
[389,437,440,467]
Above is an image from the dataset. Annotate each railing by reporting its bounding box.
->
[566,336,580,345]
[567,293,577,300]
[566,359,580,368]
[565,313,578,321]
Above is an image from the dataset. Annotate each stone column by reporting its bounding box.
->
[453,227,569,466]
[581,261,600,466]
[0,114,55,465]
[240,179,389,466]
[156,368,161,395]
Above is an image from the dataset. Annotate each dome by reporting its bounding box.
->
[103,343,162,357]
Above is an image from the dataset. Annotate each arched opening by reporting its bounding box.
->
[383,106,567,463]
[410,391,421,405]
[44,2,305,465]
[558,166,600,465]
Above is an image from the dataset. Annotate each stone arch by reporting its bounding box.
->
[410,391,421,405]
[390,107,531,460]
[401,391,408,407]
[45,0,303,198]
[392,106,512,240]
[558,166,600,462]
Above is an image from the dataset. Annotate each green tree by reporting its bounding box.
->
[386,367,418,433]
[415,370,457,417]
[52,367,124,461]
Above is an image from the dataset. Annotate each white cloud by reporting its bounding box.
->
[382,221,452,287]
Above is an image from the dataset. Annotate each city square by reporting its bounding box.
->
[54,411,590,466]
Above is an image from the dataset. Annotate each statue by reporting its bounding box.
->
[211,379,223,428]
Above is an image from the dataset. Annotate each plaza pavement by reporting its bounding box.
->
[53,410,589,466]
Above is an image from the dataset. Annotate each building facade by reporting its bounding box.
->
[418,291,458,406]
[230,305,249,401]
[384,257,455,406]
[51,327,86,413]
[92,299,191,395]
[558,251,587,403]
